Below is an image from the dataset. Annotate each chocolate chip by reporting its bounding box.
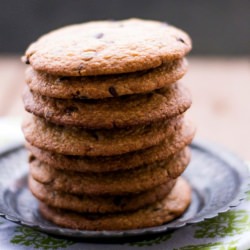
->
[95,33,104,39]
[108,86,118,97]
[177,38,186,44]
[28,155,35,163]
[24,58,30,64]
[64,106,78,115]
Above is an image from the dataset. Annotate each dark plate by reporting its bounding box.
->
[0,139,249,239]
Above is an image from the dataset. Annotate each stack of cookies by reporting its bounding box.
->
[22,19,195,230]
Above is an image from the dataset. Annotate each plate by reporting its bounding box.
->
[0,139,249,239]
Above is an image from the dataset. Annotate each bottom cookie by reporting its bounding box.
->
[39,177,191,230]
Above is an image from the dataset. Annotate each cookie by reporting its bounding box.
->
[23,19,192,76]
[26,120,195,172]
[29,147,190,195]
[25,59,187,99]
[29,176,176,213]
[22,113,183,156]
[23,83,191,129]
[39,177,191,230]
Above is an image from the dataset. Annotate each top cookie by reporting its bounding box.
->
[23,19,192,76]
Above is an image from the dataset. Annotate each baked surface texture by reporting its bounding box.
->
[29,176,176,213]
[25,59,187,99]
[29,148,190,195]
[22,18,194,231]
[39,177,191,230]
[22,114,183,156]
[25,120,195,172]
[23,83,191,129]
[23,19,192,76]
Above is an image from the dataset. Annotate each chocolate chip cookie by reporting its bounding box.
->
[22,113,183,156]
[25,59,187,99]
[29,148,190,195]
[23,84,191,129]
[23,19,191,76]
[23,83,191,129]
[39,177,191,230]
[26,120,195,172]
[29,176,176,213]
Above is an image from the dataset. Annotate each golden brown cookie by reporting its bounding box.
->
[29,176,176,213]
[26,120,195,172]
[22,113,183,156]
[39,177,191,230]
[23,19,191,76]
[25,59,187,99]
[29,148,190,195]
[23,83,191,129]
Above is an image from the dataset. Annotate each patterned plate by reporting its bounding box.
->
[0,139,249,239]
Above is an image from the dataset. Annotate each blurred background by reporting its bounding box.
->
[0,0,249,158]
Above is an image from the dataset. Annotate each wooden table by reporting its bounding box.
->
[0,56,249,159]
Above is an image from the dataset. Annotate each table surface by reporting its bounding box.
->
[0,56,249,159]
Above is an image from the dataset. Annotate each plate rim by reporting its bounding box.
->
[0,138,249,238]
